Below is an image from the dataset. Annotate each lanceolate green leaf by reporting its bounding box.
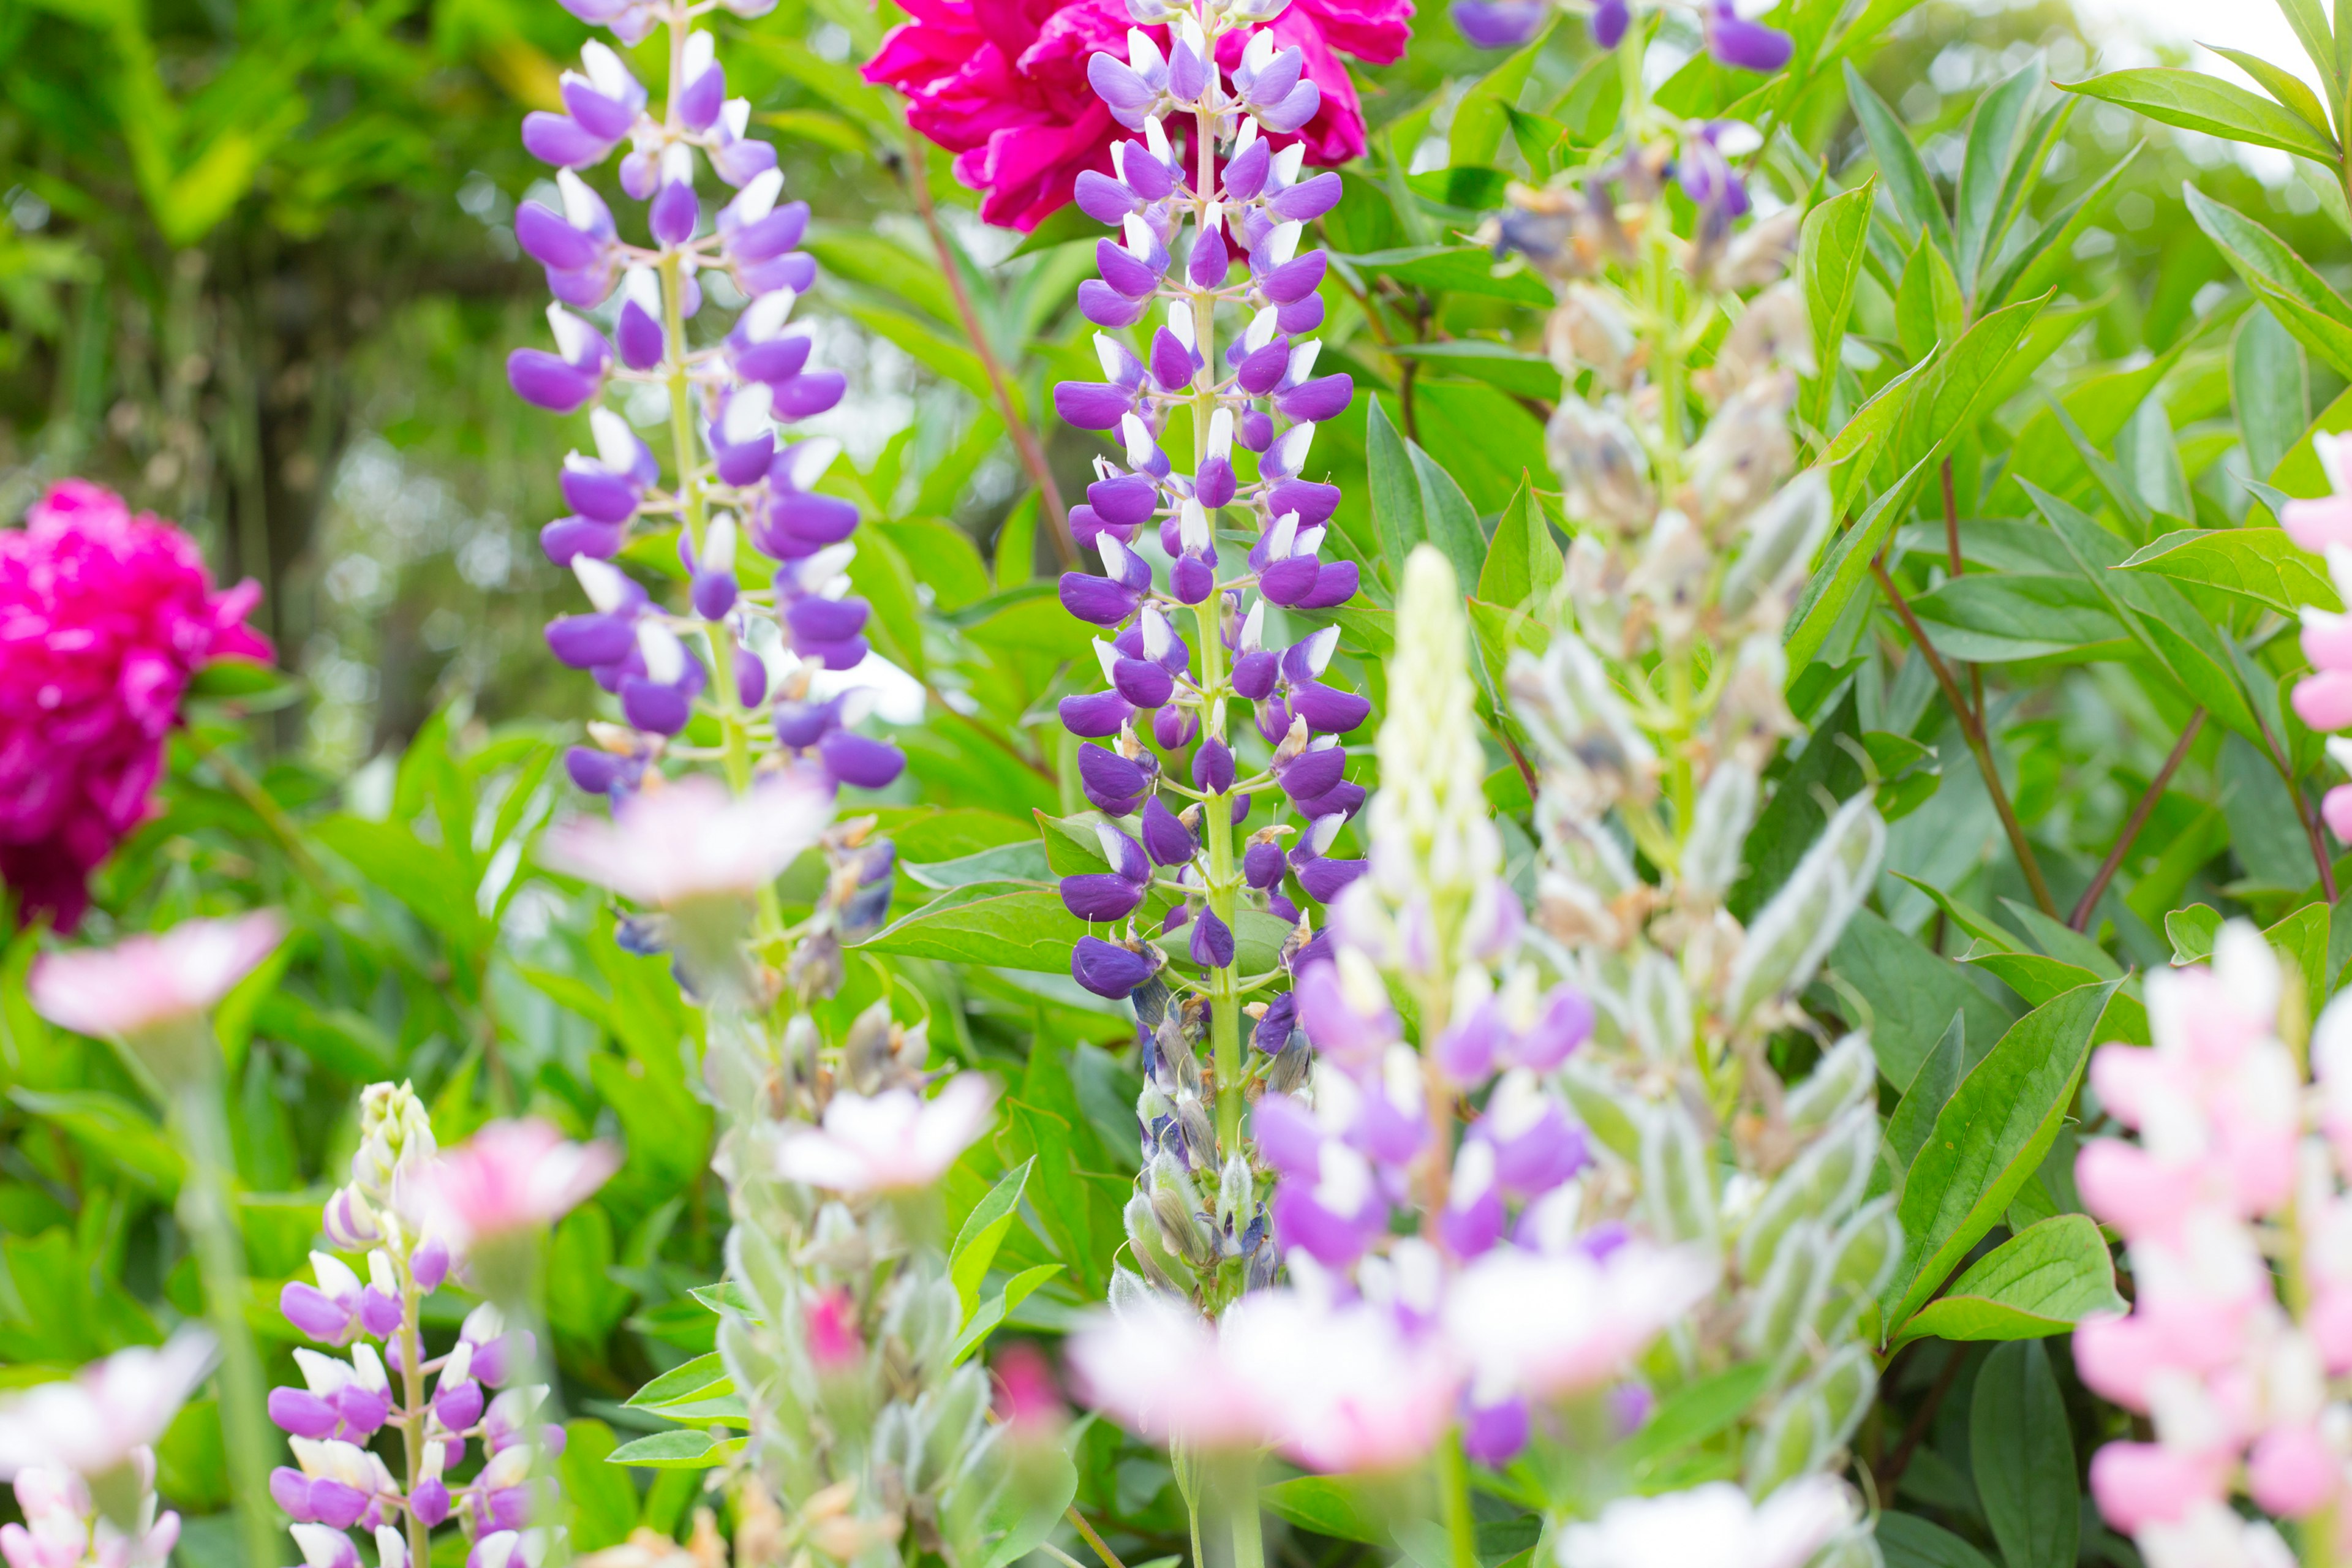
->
[1883,978,2118,1336]
[1954,60,2043,291]
[1971,1342,2079,1568]
[1891,1214,2125,1348]
[2120,526,2340,614]
[2060,68,2340,163]
[1479,477,1566,608]
[948,1157,1034,1316]
[1787,451,1937,669]
[2186,187,2352,378]
[1844,61,1952,259]
[1800,180,1877,427]
[1366,395,1421,594]
[2208,45,2336,138]
[1986,141,2139,307]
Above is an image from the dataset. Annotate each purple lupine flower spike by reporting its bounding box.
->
[508,17,904,807]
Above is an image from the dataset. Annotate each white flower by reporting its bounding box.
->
[0,1331,216,1480]
[1558,1478,1854,1568]
[542,772,832,907]
[774,1074,997,1192]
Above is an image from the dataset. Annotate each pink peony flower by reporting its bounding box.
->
[29,910,284,1041]
[772,1074,997,1192]
[420,1118,619,1249]
[0,482,271,930]
[0,1331,216,1482]
[864,0,1408,230]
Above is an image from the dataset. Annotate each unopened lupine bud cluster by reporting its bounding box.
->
[268,1083,575,1568]
[1455,12,1892,1548]
[510,0,906,806]
[2070,923,2352,1568]
[552,763,1042,1565]
[1049,0,1376,1319]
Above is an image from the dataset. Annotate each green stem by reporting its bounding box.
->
[1196,595,1243,1151]
[1438,1433,1477,1568]
[172,1074,279,1568]
[1218,1469,1264,1568]
[396,1260,432,1568]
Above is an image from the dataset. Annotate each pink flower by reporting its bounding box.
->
[0,1331,216,1481]
[541,772,833,907]
[1442,1242,1715,1403]
[2089,1442,2233,1534]
[29,910,284,1040]
[772,1074,997,1192]
[420,1118,619,1248]
[1557,1478,1856,1568]
[1,1463,179,1568]
[863,0,1408,230]
[1069,1288,1454,1469]
[0,482,271,931]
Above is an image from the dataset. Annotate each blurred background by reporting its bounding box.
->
[0,0,2323,775]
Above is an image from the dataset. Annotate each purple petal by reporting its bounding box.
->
[522,111,612,167]
[1054,381,1134,431]
[1080,279,1153,328]
[1243,840,1286,889]
[1706,8,1793,72]
[727,202,810,262]
[1074,170,1141,224]
[1072,935,1155,998]
[819,729,905,790]
[1061,872,1148,922]
[268,1388,341,1439]
[618,299,666,369]
[1189,910,1235,968]
[1276,373,1354,423]
[1298,856,1365,903]
[774,368,846,419]
[1268,172,1343,224]
[516,202,598,270]
[1142,796,1196,867]
[1060,690,1136,737]
[1452,0,1549,48]
[507,350,600,413]
[1292,681,1371,734]
[1193,738,1235,794]
[651,179,700,245]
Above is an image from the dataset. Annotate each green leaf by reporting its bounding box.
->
[625,1352,730,1409]
[1334,247,1553,306]
[1478,477,1566,609]
[856,881,1079,973]
[1844,61,1953,260]
[1366,395,1419,594]
[1894,236,1965,364]
[2060,67,2339,162]
[1450,28,1550,167]
[1260,1476,1390,1545]
[1618,1361,1773,1474]
[2271,0,2339,96]
[1885,979,2118,1335]
[1954,60,2044,291]
[608,1429,733,1468]
[560,1421,641,1552]
[1383,342,1560,400]
[1970,1341,2078,1568]
[1409,439,1488,591]
[948,1262,1063,1365]
[1828,908,2018,1088]
[2186,187,2352,379]
[1904,571,2129,663]
[2208,45,2336,138]
[1886,1011,1966,1175]
[1800,180,1877,428]
[949,1158,1034,1317]
[2237,307,2313,483]
[1892,1215,2124,1348]
[2119,526,2339,614]
[981,1435,1077,1568]
[1986,141,2141,307]
[1877,1513,1998,1568]
[9,1088,183,1194]
[1895,290,2054,471]
[2166,903,2224,964]
[1786,451,1937,670]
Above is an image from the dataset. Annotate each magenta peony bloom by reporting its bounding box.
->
[0,482,272,930]
[864,0,1409,230]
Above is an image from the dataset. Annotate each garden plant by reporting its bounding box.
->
[13,0,2352,1564]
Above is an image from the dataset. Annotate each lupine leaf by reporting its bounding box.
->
[856,881,1080,972]
[1883,979,2118,1335]
[1891,1215,2123,1348]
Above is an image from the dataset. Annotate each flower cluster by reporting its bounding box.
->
[865,0,1411,231]
[0,481,271,930]
[2280,434,2352,848]
[509,3,905,806]
[0,1332,215,1500]
[1443,8,1892,1543]
[1450,0,1790,72]
[557,770,1038,1567]
[2071,923,2352,1568]
[0,1464,180,1568]
[268,1084,612,1568]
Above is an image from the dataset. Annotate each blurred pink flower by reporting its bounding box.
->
[1557,1479,1855,1568]
[1442,1242,1715,1403]
[1,1463,180,1568]
[421,1118,619,1249]
[0,481,271,931]
[1068,1289,1457,1471]
[863,0,1408,231]
[0,1331,216,1482]
[541,772,832,907]
[774,1074,997,1192]
[29,910,284,1040]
